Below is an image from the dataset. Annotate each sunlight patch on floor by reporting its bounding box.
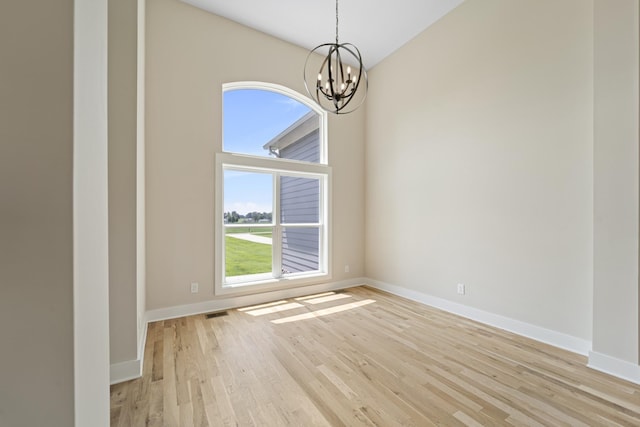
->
[304,293,352,305]
[294,291,337,301]
[244,302,304,316]
[271,299,376,324]
[238,300,289,311]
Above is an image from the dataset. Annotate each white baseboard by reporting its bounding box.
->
[146,278,367,322]
[110,359,142,385]
[365,278,592,356]
[138,318,148,362]
[110,313,148,385]
[588,351,640,385]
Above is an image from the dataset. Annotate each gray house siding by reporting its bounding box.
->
[264,112,322,275]
[280,175,320,274]
[279,130,320,163]
[282,228,319,273]
[280,177,320,222]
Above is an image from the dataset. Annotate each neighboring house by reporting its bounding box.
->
[264,111,320,274]
[263,110,320,162]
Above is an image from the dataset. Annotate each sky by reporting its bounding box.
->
[223,89,310,215]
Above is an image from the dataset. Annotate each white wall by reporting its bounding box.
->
[366,0,594,342]
[145,0,365,310]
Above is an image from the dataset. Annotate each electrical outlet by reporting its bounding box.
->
[344,264,350,273]
[191,282,199,293]
[457,283,465,295]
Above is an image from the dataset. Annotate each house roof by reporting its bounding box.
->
[263,111,319,152]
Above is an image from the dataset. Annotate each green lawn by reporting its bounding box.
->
[225,236,271,276]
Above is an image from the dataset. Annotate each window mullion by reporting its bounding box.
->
[272,172,282,279]
[320,175,328,273]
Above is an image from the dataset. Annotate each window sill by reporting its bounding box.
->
[216,272,331,297]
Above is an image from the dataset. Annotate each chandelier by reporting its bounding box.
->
[304,0,368,115]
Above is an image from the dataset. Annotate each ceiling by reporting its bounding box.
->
[181,0,465,69]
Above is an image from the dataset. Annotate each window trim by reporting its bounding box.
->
[215,82,331,297]
[215,154,332,296]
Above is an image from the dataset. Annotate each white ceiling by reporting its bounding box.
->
[181,0,465,69]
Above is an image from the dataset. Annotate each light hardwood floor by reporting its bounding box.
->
[111,286,640,426]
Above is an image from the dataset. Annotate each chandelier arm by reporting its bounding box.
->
[317,49,332,99]
[343,44,364,92]
[334,48,346,95]
[332,43,363,111]
[327,45,337,100]
[305,43,333,104]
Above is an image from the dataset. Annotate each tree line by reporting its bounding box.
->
[224,211,273,223]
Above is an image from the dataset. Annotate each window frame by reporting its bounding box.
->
[222,81,328,164]
[215,82,331,296]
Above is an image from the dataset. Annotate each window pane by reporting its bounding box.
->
[225,227,273,279]
[223,89,320,162]
[224,170,273,224]
[281,227,320,275]
[224,170,274,281]
[280,176,320,224]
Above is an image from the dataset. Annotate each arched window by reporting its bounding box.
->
[215,82,330,295]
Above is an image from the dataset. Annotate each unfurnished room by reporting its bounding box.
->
[2,0,640,426]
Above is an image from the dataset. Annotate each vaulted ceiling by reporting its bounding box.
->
[181,0,465,69]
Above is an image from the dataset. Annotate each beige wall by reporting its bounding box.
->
[109,0,140,365]
[0,0,75,425]
[593,0,639,364]
[145,0,365,310]
[366,0,594,340]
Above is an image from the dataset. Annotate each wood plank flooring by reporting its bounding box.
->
[111,286,640,426]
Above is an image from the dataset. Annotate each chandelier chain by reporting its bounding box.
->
[335,0,339,44]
